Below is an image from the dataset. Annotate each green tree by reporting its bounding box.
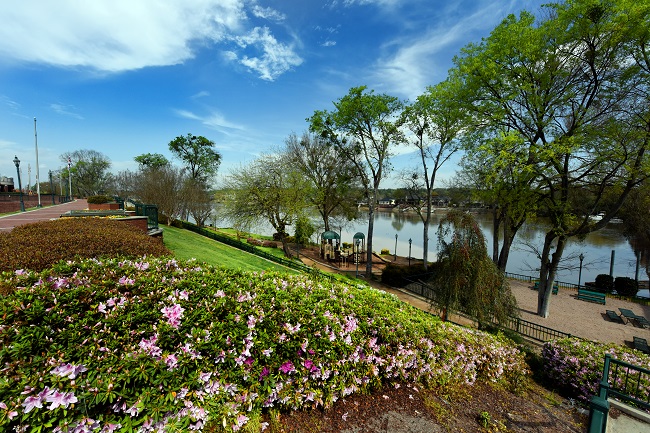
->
[168,134,222,183]
[451,0,650,317]
[294,214,315,247]
[308,86,405,277]
[284,132,360,232]
[134,153,170,170]
[221,154,310,257]
[399,79,465,270]
[60,149,112,197]
[430,210,517,324]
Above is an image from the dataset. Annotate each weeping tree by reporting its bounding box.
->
[429,210,518,324]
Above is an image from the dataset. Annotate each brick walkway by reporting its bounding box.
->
[0,199,89,232]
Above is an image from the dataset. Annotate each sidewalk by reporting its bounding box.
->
[0,199,89,232]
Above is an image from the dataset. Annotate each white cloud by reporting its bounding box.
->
[251,5,286,22]
[0,0,300,77]
[370,2,514,99]
[322,41,336,47]
[174,109,244,133]
[50,103,84,119]
[230,27,303,81]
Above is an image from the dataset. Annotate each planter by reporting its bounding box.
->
[89,203,120,210]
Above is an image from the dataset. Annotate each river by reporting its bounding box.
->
[219,207,649,297]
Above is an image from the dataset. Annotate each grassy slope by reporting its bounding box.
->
[162,225,297,273]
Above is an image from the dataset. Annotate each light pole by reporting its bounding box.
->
[49,170,55,204]
[408,238,412,266]
[67,157,72,201]
[355,239,361,278]
[578,253,585,288]
[13,156,25,212]
[394,234,398,261]
[34,117,42,207]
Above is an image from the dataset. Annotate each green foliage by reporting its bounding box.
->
[0,218,171,278]
[380,248,390,255]
[614,277,638,297]
[86,195,113,204]
[431,210,518,323]
[294,215,315,246]
[594,274,614,293]
[0,257,528,432]
[168,133,221,183]
[381,263,429,288]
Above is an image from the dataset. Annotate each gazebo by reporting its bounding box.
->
[320,230,341,260]
[352,232,365,263]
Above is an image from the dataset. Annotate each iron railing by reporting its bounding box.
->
[589,354,650,433]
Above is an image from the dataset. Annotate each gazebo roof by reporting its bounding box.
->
[353,232,365,240]
[321,230,340,240]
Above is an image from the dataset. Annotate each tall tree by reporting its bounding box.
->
[168,134,222,183]
[60,149,112,197]
[134,153,170,170]
[284,132,360,232]
[400,79,465,270]
[451,0,650,317]
[308,86,405,277]
[133,164,187,225]
[221,154,309,257]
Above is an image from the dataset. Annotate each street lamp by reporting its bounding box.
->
[355,239,361,278]
[394,234,398,261]
[34,117,42,207]
[49,170,55,204]
[578,253,585,288]
[13,156,25,212]
[408,238,412,266]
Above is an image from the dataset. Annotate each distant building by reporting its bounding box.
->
[0,176,15,193]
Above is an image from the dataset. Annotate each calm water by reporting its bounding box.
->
[225,207,648,296]
[328,210,647,288]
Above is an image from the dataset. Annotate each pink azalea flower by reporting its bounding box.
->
[22,395,43,413]
[279,361,295,374]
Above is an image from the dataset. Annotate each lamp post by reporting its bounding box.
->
[13,156,25,212]
[578,253,585,289]
[49,170,55,204]
[34,117,42,207]
[67,157,72,201]
[408,238,412,266]
[355,239,361,278]
[394,234,398,261]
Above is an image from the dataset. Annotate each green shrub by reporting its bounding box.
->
[615,276,638,297]
[0,218,171,278]
[381,262,429,287]
[380,248,390,255]
[86,195,113,204]
[594,274,614,293]
[0,257,527,432]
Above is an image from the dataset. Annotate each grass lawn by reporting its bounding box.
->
[162,225,299,273]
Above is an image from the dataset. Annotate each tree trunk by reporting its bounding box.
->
[422,195,432,271]
[492,207,500,264]
[365,203,374,278]
[537,233,567,318]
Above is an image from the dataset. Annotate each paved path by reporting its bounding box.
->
[0,199,89,232]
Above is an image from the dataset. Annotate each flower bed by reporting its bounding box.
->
[0,257,527,432]
[542,338,650,403]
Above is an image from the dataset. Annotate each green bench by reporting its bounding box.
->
[633,336,650,354]
[577,288,606,304]
[533,281,559,295]
[605,310,624,324]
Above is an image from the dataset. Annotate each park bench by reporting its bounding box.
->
[605,310,624,324]
[634,315,650,329]
[533,281,559,295]
[577,288,606,304]
[633,336,650,354]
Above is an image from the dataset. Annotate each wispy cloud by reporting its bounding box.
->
[1,95,21,110]
[0,0,300,80]
[174,109,244,132]
[50,103,84,119]
[191,91,211,99]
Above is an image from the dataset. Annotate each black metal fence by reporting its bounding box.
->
[134,203,159,230]
[403,275,575,343]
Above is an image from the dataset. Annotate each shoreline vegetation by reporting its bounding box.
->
[3,220,649,432]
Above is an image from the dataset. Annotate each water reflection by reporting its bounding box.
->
[337,210,647,287]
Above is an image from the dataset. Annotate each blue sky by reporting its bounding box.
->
[0,0,547,189]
